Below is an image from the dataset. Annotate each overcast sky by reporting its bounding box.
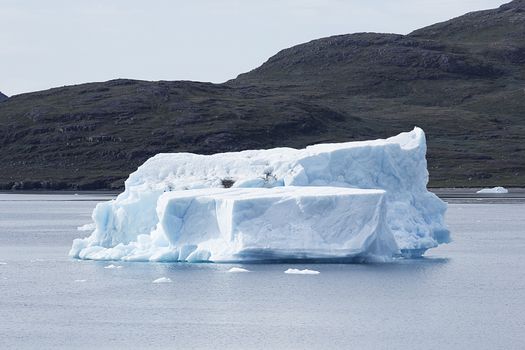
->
[0,0,508,96]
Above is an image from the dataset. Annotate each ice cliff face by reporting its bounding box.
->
[70,127,449,262]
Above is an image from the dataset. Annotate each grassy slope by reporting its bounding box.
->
[1,0,524,189]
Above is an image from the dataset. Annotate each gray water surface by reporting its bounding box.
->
[0,193,524,349]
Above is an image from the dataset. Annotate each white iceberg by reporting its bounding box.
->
[77,223,96,231]
[151,186,395,262]
[70,127,449,262]
[152,277,172,283]
[103,264,123,269]
[476,186,508,194]
[284,268,320,275]
[227,267,251,273]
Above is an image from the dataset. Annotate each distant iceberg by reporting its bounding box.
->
[103,264,123,269]
[227,267,250,273]
[152,277,172,283]
[284,268,320,275]
[476,186,508,194]
[70,127,449,262]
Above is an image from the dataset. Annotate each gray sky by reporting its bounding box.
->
[0,0,508,96]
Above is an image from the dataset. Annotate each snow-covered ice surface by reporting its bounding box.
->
[70,127,449,262]
[476,186,509,194]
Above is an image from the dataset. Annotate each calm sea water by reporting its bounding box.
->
[0,193,524,350]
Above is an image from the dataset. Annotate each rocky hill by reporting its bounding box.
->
[1,0,524,190]
[0,92,7,102]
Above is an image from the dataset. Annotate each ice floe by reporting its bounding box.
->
[152,277,172,283]
[103,264,123,269]
[78,223,96,231]
[284,268,320,275]
[476,187,508,194]
[227,267,251,273]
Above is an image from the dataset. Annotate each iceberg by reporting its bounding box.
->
[82,186,397,262]
[70,127,449,262]
[227,267,250,273]
[476,186,508,194]
[152,277,172,283]
[103,264,123,269]
[284,268,321,275]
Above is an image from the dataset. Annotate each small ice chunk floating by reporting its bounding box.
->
[476,186,508,194]
[70,127,449,262]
